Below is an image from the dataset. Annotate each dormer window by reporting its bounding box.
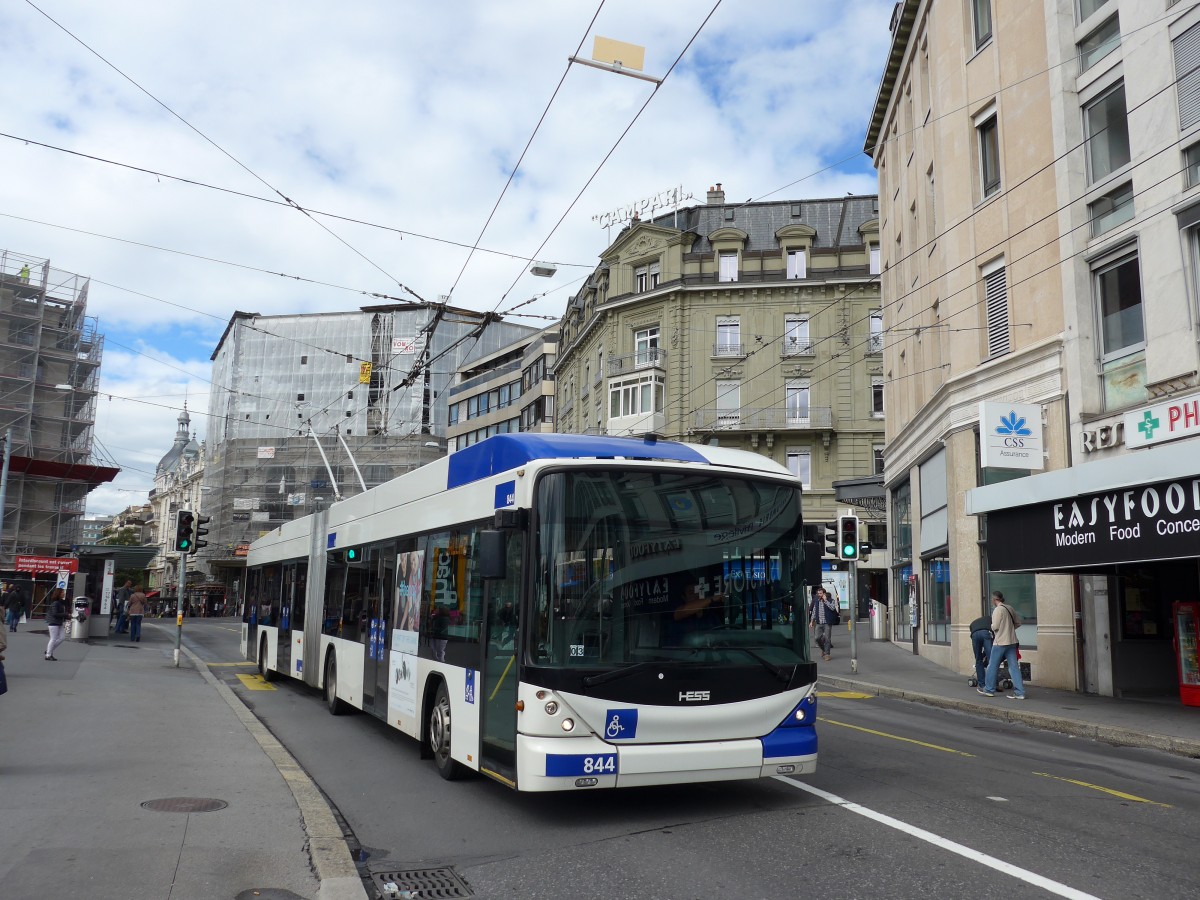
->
[635,262,660,292]
[787,249,807,279]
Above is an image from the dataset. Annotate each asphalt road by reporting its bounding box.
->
[181,620,1200,900]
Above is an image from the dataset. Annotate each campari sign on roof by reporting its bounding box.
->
[979,401,1044,471]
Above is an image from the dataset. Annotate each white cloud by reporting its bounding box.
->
[1,0,895,514]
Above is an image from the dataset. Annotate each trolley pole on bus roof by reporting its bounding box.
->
[175,550,186,668]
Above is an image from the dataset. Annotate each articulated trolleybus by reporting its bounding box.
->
[243,433,818,791]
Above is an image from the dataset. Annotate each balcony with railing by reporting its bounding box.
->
[779,339,815,357]
[867,334,883,354]
[693,406,833,431]
[711,343,744,358]
[608,347,668,375]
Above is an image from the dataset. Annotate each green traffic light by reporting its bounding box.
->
[842,544,855,557]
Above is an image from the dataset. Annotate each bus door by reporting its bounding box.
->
[480,531,525,780]
[243,568,260,661]
[364,544,396,718]
[278,563,296,678]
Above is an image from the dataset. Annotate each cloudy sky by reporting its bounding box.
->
[2,0,894,515]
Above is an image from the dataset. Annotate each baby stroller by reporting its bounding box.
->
[966,646,1015,691]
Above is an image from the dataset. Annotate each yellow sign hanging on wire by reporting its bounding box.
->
[359,362,372,384]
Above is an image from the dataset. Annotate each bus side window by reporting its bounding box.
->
[323,557,345,636]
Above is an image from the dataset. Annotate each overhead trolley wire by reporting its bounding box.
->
[23,0,427,303]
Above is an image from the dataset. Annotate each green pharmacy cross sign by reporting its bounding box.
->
[1136,410,1161,440]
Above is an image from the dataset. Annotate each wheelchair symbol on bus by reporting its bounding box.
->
[604,708,637,740]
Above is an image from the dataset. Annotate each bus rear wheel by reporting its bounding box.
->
[429,682,463,780]
[324,654,346,716]
[258,636,275,682]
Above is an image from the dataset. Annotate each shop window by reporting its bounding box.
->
[986,570,1038,648]
[924,556,951,644]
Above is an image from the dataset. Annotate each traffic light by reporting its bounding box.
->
[174,510,195,553]
[344,546,363,563]
[838,514,860,561]
[194,514,211,552]
[824,522,838,557]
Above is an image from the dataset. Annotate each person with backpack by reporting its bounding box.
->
[979,590,1026,699]
[808,587,840,662]
[4,583,27,632]
[969,611,994,689]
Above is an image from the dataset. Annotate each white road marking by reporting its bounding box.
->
[987,796,1009,802]
[776,778,1099,900]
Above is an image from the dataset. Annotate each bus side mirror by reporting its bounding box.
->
[479,530,507,580]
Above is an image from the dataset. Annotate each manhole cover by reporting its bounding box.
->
[371,867,473,899]
[141,797,228,813]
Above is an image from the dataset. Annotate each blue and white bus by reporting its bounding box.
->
[242,433,818,791]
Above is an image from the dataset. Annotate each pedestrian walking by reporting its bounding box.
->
[4,582,28,632]
[979,590,1026,699]
[969,612,994,689]
[114,579,133,633]
[127,585,148,642]
[45,588,68,660]
[808,587,840,662]
[0,620,8,695]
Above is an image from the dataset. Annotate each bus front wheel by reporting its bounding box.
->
[324,654,346,716]
[429,682,463,780]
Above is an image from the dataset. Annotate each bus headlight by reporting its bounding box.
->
[544,701,559,715]
[561,718,575,732]
[793,708,807,722]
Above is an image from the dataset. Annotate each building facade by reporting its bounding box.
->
[199,303,533,591]
[78,515,113,545]
[0,250,113,592]
[146,406,208,597]
[553,186,887,602]
[446,327,558,452]
[868,0,1200,699]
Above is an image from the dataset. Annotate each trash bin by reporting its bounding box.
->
[870,600,887,640]
[71,597,90,640]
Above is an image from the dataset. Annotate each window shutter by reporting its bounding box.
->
[1177,23,1200,130]
[984,266,1010,356]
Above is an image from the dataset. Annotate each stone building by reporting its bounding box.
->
[552,186,887,602]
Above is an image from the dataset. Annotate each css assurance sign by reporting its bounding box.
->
[979,401,1044,470]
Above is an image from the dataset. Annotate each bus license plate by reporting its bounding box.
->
[545,753,617,777]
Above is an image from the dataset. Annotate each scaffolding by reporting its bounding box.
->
[0,249,107,569]
[199,304,534,582]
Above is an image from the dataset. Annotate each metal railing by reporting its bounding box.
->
[711,343,744,357]
[608,347,668,375]
[779,340,815,357]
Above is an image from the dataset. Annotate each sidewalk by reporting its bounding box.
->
[0,619,362,900]
[817,626,1200,758]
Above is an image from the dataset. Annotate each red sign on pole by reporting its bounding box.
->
[15,555,79,573]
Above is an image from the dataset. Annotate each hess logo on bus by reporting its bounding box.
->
[679,690,710,702]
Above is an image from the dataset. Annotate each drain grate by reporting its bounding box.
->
[141,797,229,813]
[371,867,473,899]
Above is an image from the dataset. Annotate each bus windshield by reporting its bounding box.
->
[532,468,810,670]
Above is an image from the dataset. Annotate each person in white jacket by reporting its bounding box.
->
[979,591,1025,699]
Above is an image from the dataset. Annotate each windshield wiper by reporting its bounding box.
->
[581,661,669,687]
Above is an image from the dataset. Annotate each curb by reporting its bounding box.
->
[818,674,1200,760]
[170,634,369,900]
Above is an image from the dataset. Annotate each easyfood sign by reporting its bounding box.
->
[986,475,1200,571]
[979,401,1044,470]
[1124,393,1200,449]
